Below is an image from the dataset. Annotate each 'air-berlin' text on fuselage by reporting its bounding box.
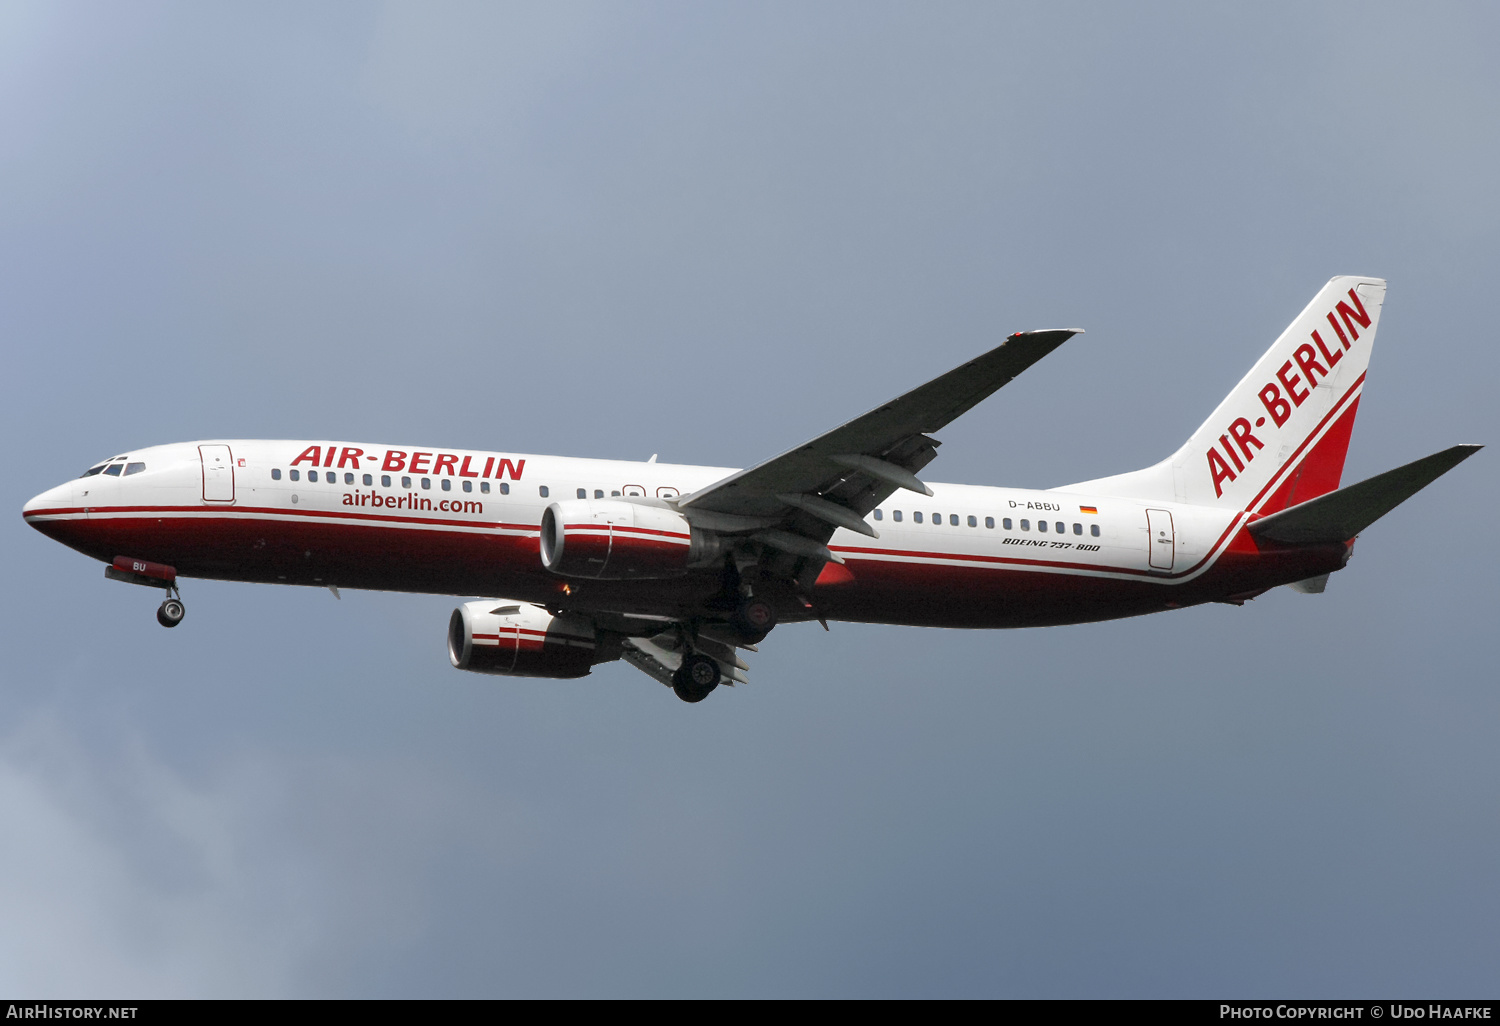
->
[1205,288,1371,498]
[289,445,525,480]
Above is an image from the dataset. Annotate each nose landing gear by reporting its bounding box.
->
[103,557,185,628]
[156,595,186,628]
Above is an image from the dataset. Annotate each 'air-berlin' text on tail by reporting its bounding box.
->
[1062,275,1385,514]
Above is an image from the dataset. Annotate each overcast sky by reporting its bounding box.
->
[3,1,1497,997]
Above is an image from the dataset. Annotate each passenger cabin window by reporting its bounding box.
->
[967,515,977,527]
[441,479,451,491]
[290,469,300,482]
[481,482,490,493]
[913,512,923,523]
[1091,524,1101,537]
[1073,523,1082,535]
[893,510,903,522]
[363,474,372,486]
[402,476,411,489]
[577,488,587,499]
[500,482,510,495]
[309,470,318,482]
[985,516,994,528]
[271,468,282,481]
[595,489,604,499]
[1038,520,1047,532]
[1003,518,1012,530]
[950,514,960,526]
[873,509,883,521]
[1020,519,1029,530]
[931,512,940,525]
[125,462,145,476]
[345,473,355,485]
[1055,521,1065,533]
[539,486,549,498]
[381,475,391,487]
[462,480,472,492]
[420,478,431,490]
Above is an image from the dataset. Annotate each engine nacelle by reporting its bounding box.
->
[540,499,721,579]
[448,599,609,678]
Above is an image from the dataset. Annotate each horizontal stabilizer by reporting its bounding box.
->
[1249,444,1481,545]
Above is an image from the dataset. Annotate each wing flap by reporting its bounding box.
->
[621,631,751,688]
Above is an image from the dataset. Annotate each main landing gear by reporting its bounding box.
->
[729,596,777,644]
[672,652,721,704]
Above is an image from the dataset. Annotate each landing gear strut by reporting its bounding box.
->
[672,652,721,703]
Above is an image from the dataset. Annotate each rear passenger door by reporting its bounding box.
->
[1145,508,1175,571]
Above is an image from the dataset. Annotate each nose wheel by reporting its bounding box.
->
[156,592,185,628]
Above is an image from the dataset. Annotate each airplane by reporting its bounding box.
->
[21,276,1481,703]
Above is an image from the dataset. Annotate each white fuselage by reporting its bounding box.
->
[23,438,1335,630]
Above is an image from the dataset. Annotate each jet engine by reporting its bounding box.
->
[448,599,618,678]
[539,499,722,579]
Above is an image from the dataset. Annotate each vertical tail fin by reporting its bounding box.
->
[1062,276,1386,514]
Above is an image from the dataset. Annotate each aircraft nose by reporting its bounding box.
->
[22,481,77,530]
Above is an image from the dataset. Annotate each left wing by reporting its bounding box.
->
[678,330,1079,557]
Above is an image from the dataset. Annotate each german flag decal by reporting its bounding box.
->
[1079,506,1098,514]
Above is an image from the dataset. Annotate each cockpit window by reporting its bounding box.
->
[124,462,146,476]
[81,456,129,477]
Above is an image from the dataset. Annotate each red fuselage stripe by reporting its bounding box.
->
[24,503,537,534]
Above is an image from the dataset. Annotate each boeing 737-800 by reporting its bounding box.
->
[22,277,1480,702]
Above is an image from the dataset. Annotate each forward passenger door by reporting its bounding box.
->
[200,445,235,502]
